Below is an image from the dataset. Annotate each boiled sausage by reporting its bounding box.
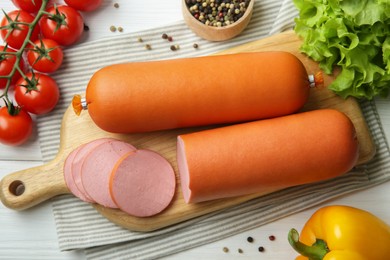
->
[77,51,321,133]
[81,139,136,208]
[177,109,359,203]
[109,149,176,217]
[71,138,111,202]
[64,147,94,203]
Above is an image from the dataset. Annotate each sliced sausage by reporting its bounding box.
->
[71,138,113,202]
[177,109,359,203]
[63,147,94,203]
[81,139,136,208]
[109,149,176,217]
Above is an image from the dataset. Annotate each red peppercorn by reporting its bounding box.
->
[269,235,275,241]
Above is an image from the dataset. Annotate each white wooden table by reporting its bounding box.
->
[1,1,390,259]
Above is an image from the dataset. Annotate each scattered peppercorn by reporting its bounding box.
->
[110,25,117,32]
[167,36,173,42]
[258,246,265,252]
[145,44,152,50]
[84,24,89,31]
[185,0,251,27]
[138,37,143,42]
[118,26,123,32]
[162,33,168,39]
[247,236,254,243]
[114,3,119,8]
[193,43,199,49]
[238,248,243,254]
[170,45,179,51]
[222,247,229,253]
[269,235,276,241]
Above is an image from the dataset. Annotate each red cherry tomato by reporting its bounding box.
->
[0,45,24,89]
[27,38,63,73]
[14,72,60,115]
[39,5,84,46]
[0,10,40,49]
[0,105,33,146]
[11,0,44,13]
[64,0,103,12]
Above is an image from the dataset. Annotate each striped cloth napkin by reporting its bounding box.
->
[37,0,390,259]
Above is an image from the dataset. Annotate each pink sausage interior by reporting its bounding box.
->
[70,138,112,202]
[81,140,136,208]
[176,136,191,203]
[64,147,94,203]
[110,149,176,217]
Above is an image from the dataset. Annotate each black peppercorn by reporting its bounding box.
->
[170,45,178,51]
[247,236,254,243]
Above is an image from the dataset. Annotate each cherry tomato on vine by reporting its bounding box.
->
[0,45,24,89]
[11,0,44,13]
[27,38,63,73]
[64,0,103,12]
[0,103,33,146]
[14,72,60,115]
[0,10,40,50]
[39,5,84,46]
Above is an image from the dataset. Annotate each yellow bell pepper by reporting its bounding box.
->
[288,205,390,260]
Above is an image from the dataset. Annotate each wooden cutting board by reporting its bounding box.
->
[0,31,376,232]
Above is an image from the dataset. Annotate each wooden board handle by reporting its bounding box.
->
[0,160,68,210]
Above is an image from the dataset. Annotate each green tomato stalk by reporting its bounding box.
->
[0,0,49,105]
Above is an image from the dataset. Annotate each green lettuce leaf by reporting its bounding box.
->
[293,0,390,99]
[384,36,390,72]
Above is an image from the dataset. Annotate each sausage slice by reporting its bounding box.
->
[109,149,176,217]
[71,138,112,202]
[64,147,94,203]
[81,139,136,208]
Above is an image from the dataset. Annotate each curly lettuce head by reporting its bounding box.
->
[293,0,390,99]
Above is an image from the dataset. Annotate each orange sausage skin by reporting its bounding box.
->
[86,51,310,133]
[177,109,359,203]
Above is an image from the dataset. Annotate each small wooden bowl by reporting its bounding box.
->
[182,0,254,42]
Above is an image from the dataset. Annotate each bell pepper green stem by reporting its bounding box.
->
[288,228,329,260]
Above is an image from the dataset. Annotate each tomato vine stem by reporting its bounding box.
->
[0,0,49,103]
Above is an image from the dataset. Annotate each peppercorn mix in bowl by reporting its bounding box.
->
[182,0,254,41]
